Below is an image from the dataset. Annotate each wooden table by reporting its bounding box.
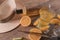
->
[0,16,38,40]
[0,0,60,40]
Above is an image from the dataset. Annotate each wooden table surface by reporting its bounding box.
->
[0,0,60,40]
[0,16,38,40]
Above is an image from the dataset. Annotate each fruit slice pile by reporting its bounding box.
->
[28,28,42,40]
[39,7,55,22]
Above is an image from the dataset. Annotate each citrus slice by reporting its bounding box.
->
[39,8,55,22]
[50,18,60,24]
[36,20,49,31]
[57,14,60,19]
[28,28,42,40]
[20,16,31,27]
[33,18,49,26]
[39,25,50,31]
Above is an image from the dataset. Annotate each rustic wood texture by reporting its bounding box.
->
[15,0,49,9]
[0,0,60,40]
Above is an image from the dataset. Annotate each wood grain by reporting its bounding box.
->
[0,0,60,40]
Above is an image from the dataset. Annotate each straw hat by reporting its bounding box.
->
[0,0,20,33]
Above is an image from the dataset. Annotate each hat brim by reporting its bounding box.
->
[0,14,20,33]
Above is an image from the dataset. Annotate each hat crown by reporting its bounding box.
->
[0,0,16,20]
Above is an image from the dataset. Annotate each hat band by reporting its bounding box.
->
[0,11,15,23]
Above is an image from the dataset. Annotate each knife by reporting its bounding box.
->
[44,24,56,37]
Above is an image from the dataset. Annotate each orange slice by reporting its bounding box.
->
[57,15,60,19]
[29,28,42,33]
[36,19,50,31]
[28,28,42,40]
[39,8,55,22]
[39,25,50,31]
[20,16,31,27]
[50,18,60,24]
[33,18,49,26]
